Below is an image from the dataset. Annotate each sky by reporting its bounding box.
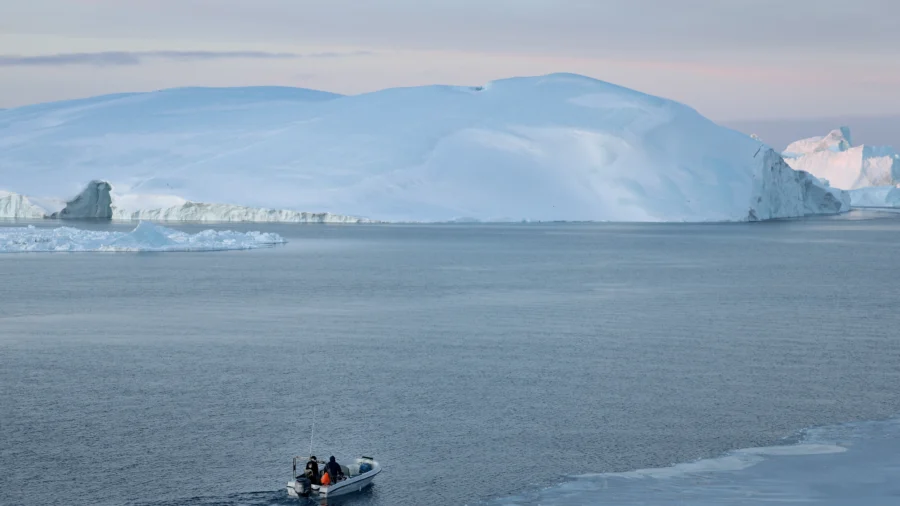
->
[1,0,899,121]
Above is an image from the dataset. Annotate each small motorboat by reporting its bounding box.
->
[287,456,381,499]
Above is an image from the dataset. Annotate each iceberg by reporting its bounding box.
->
[0,190,47,219]
[783,126,854,157]
[111,200,376,223]
[0,74,849,222]
[49,180,113,219]
[0,185,373,223]
[783,127,900,190]
[847,185,900,208]
[0,221,286,252]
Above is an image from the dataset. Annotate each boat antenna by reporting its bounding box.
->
[309,406,316,457]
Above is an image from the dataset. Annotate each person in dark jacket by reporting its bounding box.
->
[305,456,320,484]
[326,456,345,482]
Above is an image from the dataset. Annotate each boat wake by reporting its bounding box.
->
[132,490,290,506]
[133,486,377,506]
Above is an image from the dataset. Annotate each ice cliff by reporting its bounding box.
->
[0,74,849,222]
[111,201,376,223]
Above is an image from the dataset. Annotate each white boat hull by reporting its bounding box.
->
[287,458,381,499]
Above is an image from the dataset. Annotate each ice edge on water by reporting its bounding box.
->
[0,221,287,253]
[491,416,900,505]
[574,443,847,480]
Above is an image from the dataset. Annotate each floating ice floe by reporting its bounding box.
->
[0,221,286,252]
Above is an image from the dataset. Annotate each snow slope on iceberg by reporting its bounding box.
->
[783,128,900,190]
[0,221,285,252]
[0,74,846,222]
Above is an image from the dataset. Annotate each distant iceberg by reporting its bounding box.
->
[847,185,900,208]
[0,74,849,222]
[783,127,854,157]
[0,187,373,223]
[0,221,286,252]
[782,127,900,208]
[783,127,900,190]
[111,200,377,223]
[0,190,46,219]
[49,180,114,219]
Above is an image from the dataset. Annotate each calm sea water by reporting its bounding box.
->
[2,212,900,506]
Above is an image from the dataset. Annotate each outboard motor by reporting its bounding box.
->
[293,476,312,497]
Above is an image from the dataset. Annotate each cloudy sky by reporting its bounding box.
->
[2,0,898,120]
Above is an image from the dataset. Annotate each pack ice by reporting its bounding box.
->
[0,221,286,252]
[0,73,848,222]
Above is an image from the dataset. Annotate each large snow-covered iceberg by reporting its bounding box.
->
[0,221,286,252]
[783,127,900,190]
[0,74,848,222]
